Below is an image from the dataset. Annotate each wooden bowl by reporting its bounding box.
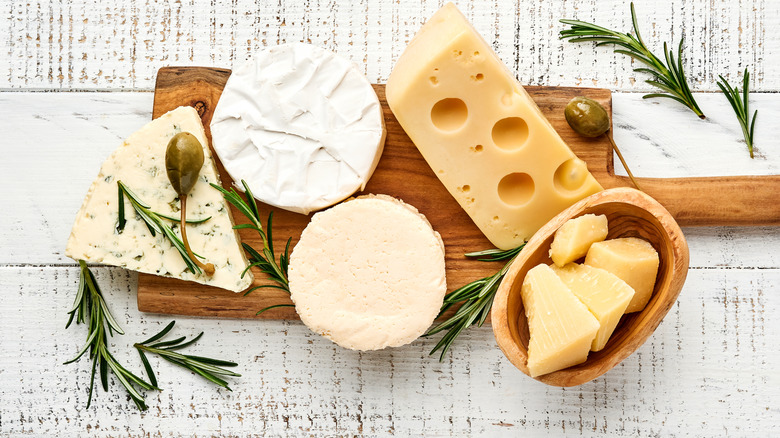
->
[491,188,689,386]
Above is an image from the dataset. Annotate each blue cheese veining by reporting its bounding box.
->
[65,106,254,292]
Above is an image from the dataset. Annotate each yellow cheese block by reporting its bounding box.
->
[585,238,660,313]
[549,214,608,267]
[550,263,634,351]
[386,3,603,250]
[521,264,600,377]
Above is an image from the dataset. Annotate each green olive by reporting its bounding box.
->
[165,132,205,196]
[564,96,610,138]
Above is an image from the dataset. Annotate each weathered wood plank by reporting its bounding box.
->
[3,92,780,267]
[613,94,780,178]
[1,265,777,436]
[2,0,780,433]
[1,1,777,91]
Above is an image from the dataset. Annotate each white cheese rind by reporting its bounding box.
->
[210,43,386,215]
[65,106,254,293]
[288,195,446,351]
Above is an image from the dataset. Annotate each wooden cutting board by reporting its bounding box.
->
[138,66,780,320]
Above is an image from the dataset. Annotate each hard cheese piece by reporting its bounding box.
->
[550,263,634,351]
[585,238,659,313]
[210,43,386,215]
[549,214,608,266]
[386,3,603,250]
[65,106,254,293]
[522,264,600,377]
[288,195,446,351]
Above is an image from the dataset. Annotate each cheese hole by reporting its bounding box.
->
[461,184,471,192]
[492,117,529,151]
[429,76,439,85]
[471,144,484,153]
[431,98,468,132]
[498,172,534,206]
[476,73,484,81]
[554,158,589,192]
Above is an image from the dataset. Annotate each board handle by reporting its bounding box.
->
[603,173,780,226]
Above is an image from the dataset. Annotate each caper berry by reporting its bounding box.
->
[564,96,610,138]
[165,132,205,196]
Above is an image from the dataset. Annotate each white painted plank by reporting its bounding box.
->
[1,0,778,91]
[0,92,152,265]
[1,265,777,436]
[613,93,779,178]
[2,92,780,267]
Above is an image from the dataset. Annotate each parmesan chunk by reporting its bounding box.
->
[522,264,599,377]
[549,214,608,267]
[585,238,660,313]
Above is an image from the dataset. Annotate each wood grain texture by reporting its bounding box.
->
[1,0,776,92]
[138,67,613,319]
[2,264,778,436]
[493,188,690,386]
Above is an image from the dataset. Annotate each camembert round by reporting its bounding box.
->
[288,195,446,351]
[210,43,386,215]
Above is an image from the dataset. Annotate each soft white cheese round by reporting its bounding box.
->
[210,43,386,215]
[288,195,447,351]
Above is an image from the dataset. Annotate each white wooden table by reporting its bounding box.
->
[2,1,779,436]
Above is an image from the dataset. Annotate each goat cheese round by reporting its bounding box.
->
[210,43,386,215]
[288,195,447,351]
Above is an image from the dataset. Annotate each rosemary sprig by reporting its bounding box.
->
[717,69,758,159]
[134,321,240,391]
[65,260,156,410]
[560,2,705,118]
[117,180,204,275]
[425,244,525,361]
[211,181,292,306]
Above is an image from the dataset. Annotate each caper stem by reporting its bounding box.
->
[605,131,642,191]
[179,196,215,276]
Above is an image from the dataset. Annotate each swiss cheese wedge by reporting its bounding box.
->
[386,3,603,250]
[65,106,254,292]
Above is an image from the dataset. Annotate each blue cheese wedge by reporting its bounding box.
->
[288,195,446,351]
[65,106,254,292]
